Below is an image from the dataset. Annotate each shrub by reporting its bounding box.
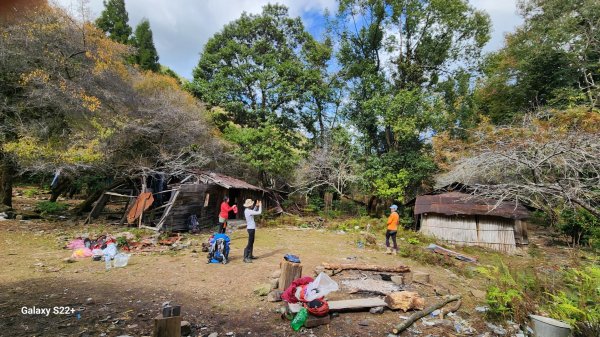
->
[544,265,600,330]
[558,208,600,247]
[35,201,69,214]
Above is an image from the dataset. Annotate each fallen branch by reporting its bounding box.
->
[441,299,461,318]
[392,295,462,335]
[322,262,410,273]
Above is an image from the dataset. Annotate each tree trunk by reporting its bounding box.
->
[0,152,15,208]
[279,259,303,291]
[72,179,124,215]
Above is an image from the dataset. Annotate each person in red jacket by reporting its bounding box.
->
[218,196,237,234]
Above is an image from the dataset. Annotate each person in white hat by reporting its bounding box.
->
[386,204,399,254]
[243,198,262,263]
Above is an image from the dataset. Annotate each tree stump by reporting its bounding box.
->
[279,259,302,291]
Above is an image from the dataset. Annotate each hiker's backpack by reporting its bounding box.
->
[186,214,200,233]
[207,233,230,264]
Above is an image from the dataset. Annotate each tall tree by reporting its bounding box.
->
[132,18,159,71]
[95,0,132,44]
[476,0,599,124]
[336,0,490,200]
[190,4,329,132]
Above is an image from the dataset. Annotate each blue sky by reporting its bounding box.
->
[54,0,523,79]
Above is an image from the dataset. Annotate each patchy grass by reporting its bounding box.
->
[35,201,69,215]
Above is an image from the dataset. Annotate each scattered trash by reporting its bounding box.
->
[370,306,385,314]
[113,253,131,268]
[475,306,489,313]
[290,307,308,331]
[301,272,339,302]
[486,322,507,335]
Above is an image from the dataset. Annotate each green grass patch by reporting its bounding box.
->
[35,201,69,215]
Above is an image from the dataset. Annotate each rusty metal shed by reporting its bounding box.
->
[408,184,530,253]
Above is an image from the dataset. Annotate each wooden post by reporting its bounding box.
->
[152,315,181,337]
[138,197,147,228]
[279,259,302,291]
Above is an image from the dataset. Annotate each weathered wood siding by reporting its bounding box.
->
[420,214,517,253]
[162,184,268,231]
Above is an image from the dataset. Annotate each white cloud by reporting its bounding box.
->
[53,0,521,79]
[470,0,523,52]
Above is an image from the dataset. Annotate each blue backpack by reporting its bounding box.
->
[207,233,230,264]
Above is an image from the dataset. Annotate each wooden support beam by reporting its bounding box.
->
[322,262,410,273]
[328,297,387,311]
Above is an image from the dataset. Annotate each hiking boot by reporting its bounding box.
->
[250,256,259,260]
[243,258,252,263]
[385,247,392,254]
[392,249,398,255]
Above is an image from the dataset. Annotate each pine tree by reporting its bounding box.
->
[95,0,132,44]
[132,19,159,71]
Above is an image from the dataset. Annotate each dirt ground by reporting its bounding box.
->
[0,192,584,337]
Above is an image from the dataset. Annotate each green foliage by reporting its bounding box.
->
[23,188,41,198]
[95,0,133,44]
[223,124,300,186]
[132,19,159,72]
[476,0,600,121]
[190,4,328,132]
[336,0,490,198]
[545,266,600,328]
[558,208,600,248]
[479,262,531,322]
[486,286,523,318]
[407,237,420,245]
[35,201,69,215]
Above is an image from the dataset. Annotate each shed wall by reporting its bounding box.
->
[420,214,517,253]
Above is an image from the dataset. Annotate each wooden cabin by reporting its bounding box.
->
[86,171,269,232]
[407,184,530,253]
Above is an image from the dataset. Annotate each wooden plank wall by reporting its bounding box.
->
[421,214,517,253]
[162,184,207,231]
[160,184,269,231]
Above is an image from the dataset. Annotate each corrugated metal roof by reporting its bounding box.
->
[414,191,530,220]
[194,171,266,192]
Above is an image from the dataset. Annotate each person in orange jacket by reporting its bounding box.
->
[386,204,399,254]
[218,196,237,234]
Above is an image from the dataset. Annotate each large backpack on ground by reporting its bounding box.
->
[207,233,230,264]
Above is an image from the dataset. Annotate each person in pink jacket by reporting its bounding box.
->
[218,196,237,233]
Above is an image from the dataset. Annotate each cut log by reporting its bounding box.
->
[385,291,425,311]
[153,315,182,337]
[393,295,461,335]
[279,259,302,291]
[328,297,388,311]
[322,262,410,273]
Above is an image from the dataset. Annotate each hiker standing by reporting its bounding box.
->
[243,199,262,263]
[218,196,237,234]
[385,204,399,254]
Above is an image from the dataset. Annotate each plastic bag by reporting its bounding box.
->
[113,253,130,268]
[102,243,118,259]
[66,239,85,250]
[71,247,93,258]
[303,272,339,302]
